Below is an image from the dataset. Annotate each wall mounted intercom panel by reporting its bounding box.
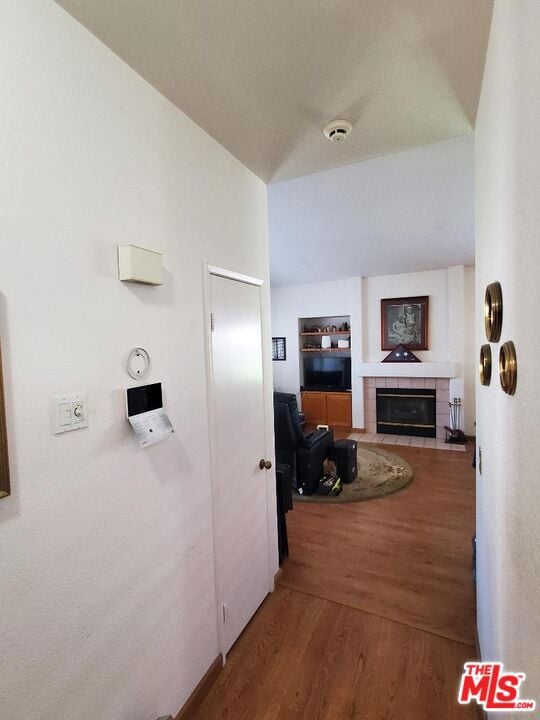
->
[126,382,174,447]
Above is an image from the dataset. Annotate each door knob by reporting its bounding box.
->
[259,459,272,470]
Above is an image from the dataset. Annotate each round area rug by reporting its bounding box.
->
[295,445,413,503]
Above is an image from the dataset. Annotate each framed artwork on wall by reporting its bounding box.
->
[272,337,287,361]
[381,296,429,351]
[0,344,10,499]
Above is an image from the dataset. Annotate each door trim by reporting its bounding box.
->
[202,263,274,659]
[206,264,263,287]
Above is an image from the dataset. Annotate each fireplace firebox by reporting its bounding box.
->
[376,388,436,438]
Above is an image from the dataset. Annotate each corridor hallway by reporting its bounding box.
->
[197,443,477,719]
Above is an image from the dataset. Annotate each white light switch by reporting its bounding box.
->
[51,393,88,434]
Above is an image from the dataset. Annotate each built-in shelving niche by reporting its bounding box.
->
[298,315,351,386]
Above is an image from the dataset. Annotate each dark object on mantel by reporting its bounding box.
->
[382,344,421,363]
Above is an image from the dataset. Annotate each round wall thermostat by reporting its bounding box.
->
[126,347,150,380]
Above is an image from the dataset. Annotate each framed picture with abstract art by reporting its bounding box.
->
[0,344,10,499]
[380,296,429,351]
[272,337,286,361]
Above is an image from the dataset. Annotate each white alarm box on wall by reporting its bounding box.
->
[118,245,164,285]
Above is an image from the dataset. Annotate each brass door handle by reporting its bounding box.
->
[259,459,272,470]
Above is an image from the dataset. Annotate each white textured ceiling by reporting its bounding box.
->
[268,135,475,285]
[55,0,493,182]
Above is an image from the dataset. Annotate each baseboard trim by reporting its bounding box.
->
[274,568,283,586]
[175,654,223,720]
[351,427,365,433]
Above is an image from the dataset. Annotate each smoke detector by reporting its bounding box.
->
[323,119,353,142]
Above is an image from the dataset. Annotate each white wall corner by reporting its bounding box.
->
[475,1,540,700]
[447,265,467,429]
[348,276,364,428]
[447,265,466,363]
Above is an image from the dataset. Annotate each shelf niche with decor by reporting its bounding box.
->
[299,315,352,428]
[298,315,351,353]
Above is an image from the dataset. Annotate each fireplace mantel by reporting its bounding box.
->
[357,362,460,379]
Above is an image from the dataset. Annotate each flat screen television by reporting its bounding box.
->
[303,356,351,391]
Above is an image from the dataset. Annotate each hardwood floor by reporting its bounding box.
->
[196,442,477,719]
[281,443,476,646]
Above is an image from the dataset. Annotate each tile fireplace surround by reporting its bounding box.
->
[364,377,451,442]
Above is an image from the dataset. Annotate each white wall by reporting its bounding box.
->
[271,280,350,392]
[364,266,476,434]
[476,0,540,709]
[269,135,475,286]
[463,266,476,438]
[0,2,276,720]
[271,266,476,434]
[270,279,364,426]
[363,269,449,362]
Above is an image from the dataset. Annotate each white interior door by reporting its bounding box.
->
[208,270,271,654]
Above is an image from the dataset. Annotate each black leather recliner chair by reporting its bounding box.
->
[273,392,333,495]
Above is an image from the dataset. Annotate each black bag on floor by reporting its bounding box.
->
[318,474,342,496]
[330,439,358,484]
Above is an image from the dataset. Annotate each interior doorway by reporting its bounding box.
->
[206,266,273,655]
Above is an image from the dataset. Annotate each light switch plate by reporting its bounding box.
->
[51,393,88,434]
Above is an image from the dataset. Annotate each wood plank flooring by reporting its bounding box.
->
[196,443,477,719]
[281,443,476,646]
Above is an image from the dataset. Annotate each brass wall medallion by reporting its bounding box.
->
[499,341,517,395]
[484,281,503,342]
[479,344,492,386]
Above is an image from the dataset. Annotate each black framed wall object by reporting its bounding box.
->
[272,337,287,361]
[0,344,10,499]
[381,296,429,351]
[126,382,163,417]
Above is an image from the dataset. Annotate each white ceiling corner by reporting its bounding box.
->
[55,0,493,183]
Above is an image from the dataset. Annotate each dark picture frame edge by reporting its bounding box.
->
[380,295,429,351]
[0,343,10,499]
[272,336,287,361]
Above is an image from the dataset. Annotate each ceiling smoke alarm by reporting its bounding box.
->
[323,119,354,142]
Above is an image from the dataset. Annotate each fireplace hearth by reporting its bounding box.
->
[376,388,436,438]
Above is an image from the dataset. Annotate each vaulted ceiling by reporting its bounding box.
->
[55,0,493,182]
[268,135,475,286]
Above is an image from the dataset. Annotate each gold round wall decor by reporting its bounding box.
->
[479,344,492,385]
[484,281,503,342]
[499,341,517,395]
